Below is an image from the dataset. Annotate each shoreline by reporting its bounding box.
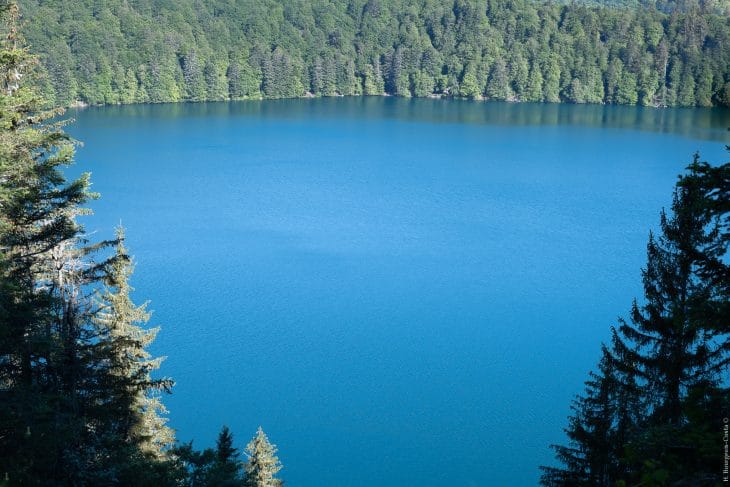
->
[63,92,725,112]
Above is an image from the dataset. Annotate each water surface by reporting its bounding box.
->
[67,98,730,486]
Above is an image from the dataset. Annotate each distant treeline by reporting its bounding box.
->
[17,0,730,108]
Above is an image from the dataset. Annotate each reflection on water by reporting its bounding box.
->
[72,97,730,141]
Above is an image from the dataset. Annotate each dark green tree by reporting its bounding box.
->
[678,151,730,325]
[173,441,217,486]
[544,154,730,486]
[611,157,729,483]
[0,4,179,483]
[0,2,100,481]
[208,425,245,486]
[540,348,642,486]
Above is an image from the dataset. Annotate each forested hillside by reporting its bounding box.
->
[18,0,730,107]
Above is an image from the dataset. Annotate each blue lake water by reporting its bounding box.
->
[66,98,730,486]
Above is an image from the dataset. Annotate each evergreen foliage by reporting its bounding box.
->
[0,4,176,484]
[172,441,219,486]
[0,4,287,484]
[14,0,730,108]
[210,426,246,486]
[0,1,114,481]
[2,0,727,483]
[173,426,250,486]
[94,228,175,464]
[245,427,283,487]
[540,349,642,486]
[542,151,730,486]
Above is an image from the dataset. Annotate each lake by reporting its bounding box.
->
[66,98,730,486]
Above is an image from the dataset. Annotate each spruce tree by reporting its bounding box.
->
[611,159,729,483]
[207,425,245,486]
[545,155,730,485]
[0,1,102,481]
[678,152,730,327]
[244,427,283,487]
[0,4,179,482]
[612,164,726,423]
[171,441,217,486]
[172,426,247,486]
[540,348,642,486]
[92,227,175,477]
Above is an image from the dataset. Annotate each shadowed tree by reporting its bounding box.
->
[678,151,730,326]
[207,425,245,486]
[0,3,179,483]
[540,347,642,486]
[544,154,730,486]
[0,1,102,481]
[607,157,729,483]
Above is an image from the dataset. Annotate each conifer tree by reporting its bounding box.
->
[540,348,642,486]
[0,4,179,482]
[678,152,730,326]
[207,425,245,486]
[171,441,217,486]
[172,426,248,486]
[544,155,730,485]
[608,160,728,482]
[612,165,726,425]
[0,1,102,481]
[93,227,175,466]
[244,427,283,487]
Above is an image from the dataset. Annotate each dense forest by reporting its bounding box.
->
[3,0,730,484]
[0,3,283,485]
[541,152,730,484]
[16,0,730,108]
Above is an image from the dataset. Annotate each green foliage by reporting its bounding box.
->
[210,426,246,486]
[0,2,102,481]
[0,3,180,483]
[173,426,249,486]
[15,0,730,107]
[542,151,730,485]
[0,5,288,485]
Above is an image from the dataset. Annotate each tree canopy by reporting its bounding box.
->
[16,0,730,107]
